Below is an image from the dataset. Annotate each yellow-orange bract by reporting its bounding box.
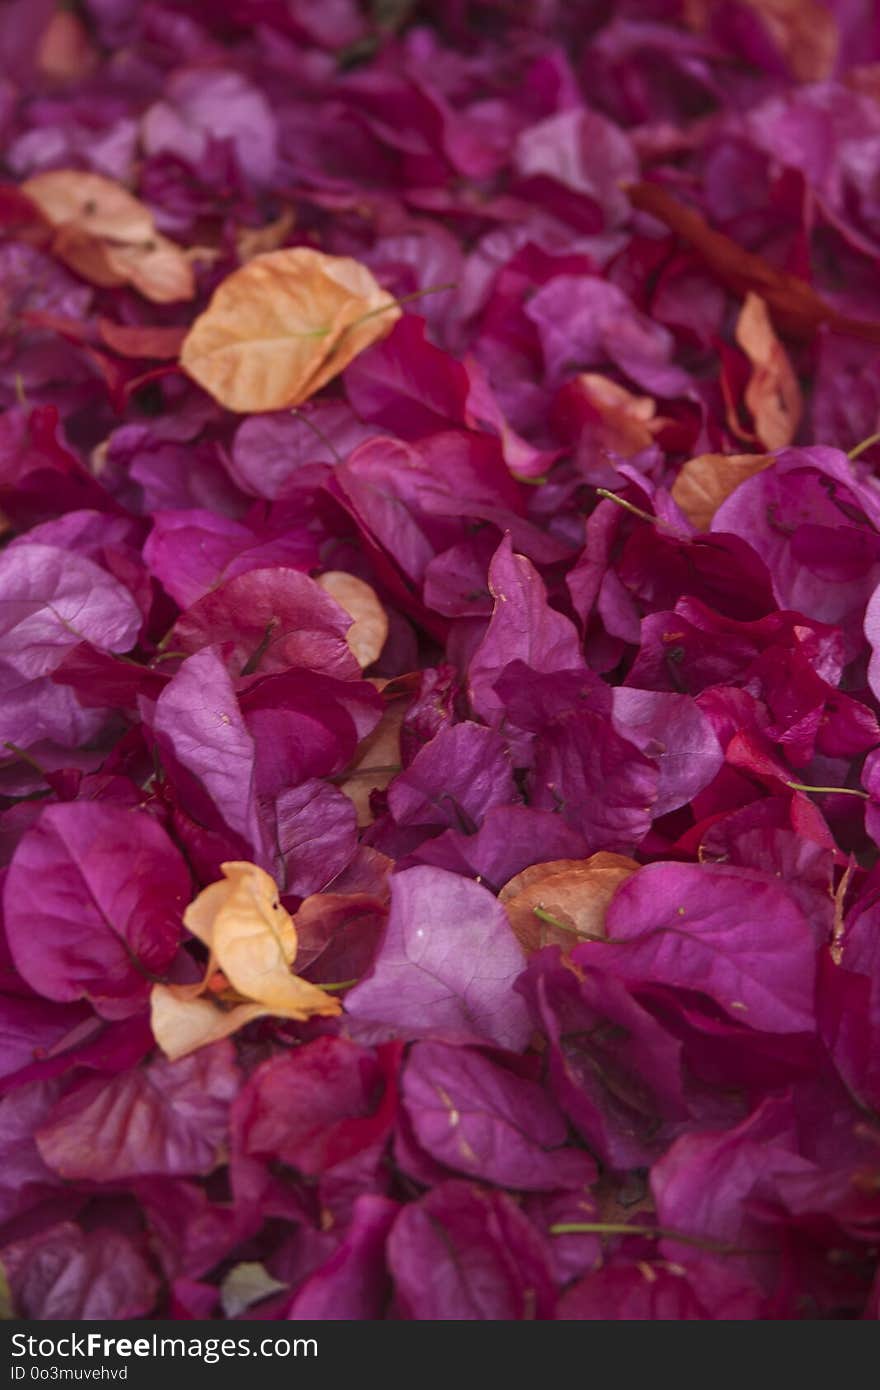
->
[735,292,803,450]
[21,170,195,303]
[150,862,341,1061]
[316,571,388,669]
[179,248,401,412]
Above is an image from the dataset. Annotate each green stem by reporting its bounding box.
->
[350,281,457,330]
[240,618,279,678]
[786,781,868,799]
[848,431,880,461]
[548,1221,753,1256]
[531,906,605,944]
[532,906,580,935]
[151,650,190,664]
[2,742,47,777]
[319,978,359,992]
[595,488,661,527]
[290,408,344,464]
[330,764,401,785]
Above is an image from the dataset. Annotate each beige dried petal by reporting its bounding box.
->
[150,984,268,1063]
[339,699,406,827]
[220,1263,288,1320]
[182,878,232,952]
[316,571,388,669]
[210,862,340,1020]
[151,861,342,1059]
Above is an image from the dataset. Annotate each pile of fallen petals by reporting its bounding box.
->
[2,0,880,1322]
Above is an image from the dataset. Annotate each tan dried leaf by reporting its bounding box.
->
[20,170,195,303]
[179,248,401,412]
[735,292,803,449]
[499,853,640,955]
[316,571,388,669]
[236,208,297,263]
[338,696,406,827]
[670,452,774,531]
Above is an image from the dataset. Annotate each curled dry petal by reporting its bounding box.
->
[670,452,775,531]
[316,571,388,669]
[565,373,665,457]
[338,693,407,827]
[151,862,341,1061]
[179,248,401,412]
[735,293,803,450]
[21,170,195,303]
[499,853,640,954]
[151,987,270,1063]
[235,208,296,263]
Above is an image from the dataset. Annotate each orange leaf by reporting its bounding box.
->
[626,181,880,344]
[499,854,640,955]
[671,452,775,530]
[178,248,401,412]
[22,170,153,248]
[316,571,388,669]
[20,170,195,304]
[734,292,803,450]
